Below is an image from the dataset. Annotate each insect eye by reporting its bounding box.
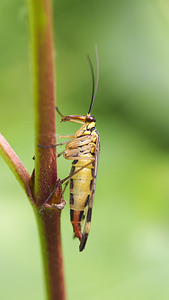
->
[86,115,96,122]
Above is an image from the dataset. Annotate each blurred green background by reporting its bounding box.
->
[1,0,169,299]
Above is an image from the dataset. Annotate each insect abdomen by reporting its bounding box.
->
[70,159,94,240]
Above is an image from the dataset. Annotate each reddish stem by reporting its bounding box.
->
[36,209,66,300]
[0,1,66,299]
[0,133,33,201]
[28,0,66,299]
[29,0,57,205]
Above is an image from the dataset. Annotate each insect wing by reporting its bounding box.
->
[79,133,100,251]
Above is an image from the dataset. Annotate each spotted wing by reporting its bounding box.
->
[79,132,100,251]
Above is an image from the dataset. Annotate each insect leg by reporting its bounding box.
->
[62,179,70,194]
[62,167,73,195]
[38,136,74,149]
[35,146,65,158]
[57,150,65,158]
[56,141,71,146]
[57,135,75,139]
[61,159,94,184]
[39,179,62,213]
[38,138,78,158]
[40,160,93,213]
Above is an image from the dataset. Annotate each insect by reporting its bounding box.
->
[58,51,100,251]
[40,48,100,251]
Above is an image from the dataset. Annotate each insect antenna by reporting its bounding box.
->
[87,54,95,113]
[88,46,99,115]
[56,106,64,117]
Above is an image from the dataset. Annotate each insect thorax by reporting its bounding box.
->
[74,121,96,138]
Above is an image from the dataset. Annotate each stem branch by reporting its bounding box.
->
[0,133,32,200]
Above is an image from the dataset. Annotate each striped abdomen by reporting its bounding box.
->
[70,158,94,240]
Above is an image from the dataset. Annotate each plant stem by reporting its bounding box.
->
[0,133,33,201]
[28,0,57,206]
[35,209,66,300]
[28,0,66,299]
[0,0,66,299]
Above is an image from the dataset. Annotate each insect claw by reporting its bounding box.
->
[52,199,66,210]
[39,205,45,213]
[40,199,66,213]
